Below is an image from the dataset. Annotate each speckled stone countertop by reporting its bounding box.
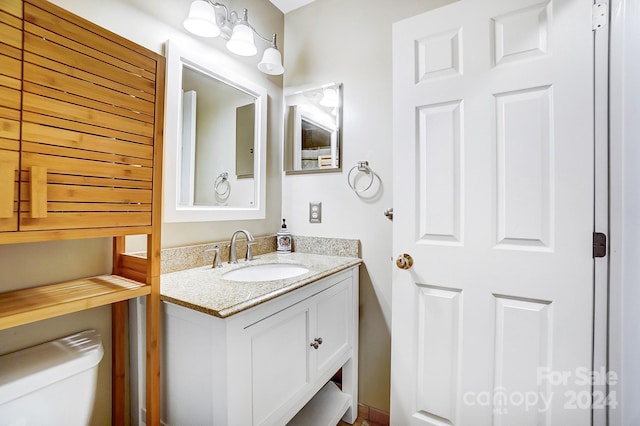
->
[161,251,361,318]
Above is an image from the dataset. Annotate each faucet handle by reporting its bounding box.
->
[205,245,223,268]
[246,241,257,261]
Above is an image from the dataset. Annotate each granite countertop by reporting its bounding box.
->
[160,252,361,318]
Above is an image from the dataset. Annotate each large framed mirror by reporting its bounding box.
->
[164,39,267,222]
[284,83,342,174]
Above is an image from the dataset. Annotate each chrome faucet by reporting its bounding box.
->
[229,230,256,264]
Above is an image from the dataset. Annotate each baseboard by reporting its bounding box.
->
[357,403,390,426]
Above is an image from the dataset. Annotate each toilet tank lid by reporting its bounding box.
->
[0,329,104,405]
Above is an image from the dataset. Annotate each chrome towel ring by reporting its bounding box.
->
[347,161,374,193]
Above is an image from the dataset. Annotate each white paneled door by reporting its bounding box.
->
[391,0,596,425]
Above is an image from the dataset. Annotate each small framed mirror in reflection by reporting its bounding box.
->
[284,83,343,174]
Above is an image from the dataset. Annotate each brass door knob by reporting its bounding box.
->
[396,253,413,270]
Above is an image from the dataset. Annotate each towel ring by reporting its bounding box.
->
[214,172,230,198]
[347,161,374,193]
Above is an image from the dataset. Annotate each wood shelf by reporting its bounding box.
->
[0,274,150,330]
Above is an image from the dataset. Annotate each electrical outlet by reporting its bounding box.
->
[309,202,322,223]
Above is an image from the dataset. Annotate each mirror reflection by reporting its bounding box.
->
[163,39,267,222]
[180,66,256,207]
[284,83,342,174]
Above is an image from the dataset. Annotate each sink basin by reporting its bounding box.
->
[223,263,309,282]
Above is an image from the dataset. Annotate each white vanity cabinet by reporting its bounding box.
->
[160,266,359,426]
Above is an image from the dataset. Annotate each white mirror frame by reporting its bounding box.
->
[164,39,267,222]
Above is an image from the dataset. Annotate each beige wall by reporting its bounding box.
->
[282,0,453,411]
[0,0,283,423]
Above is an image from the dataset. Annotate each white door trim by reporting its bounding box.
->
[593,1,610,426]
[608,0,640,425]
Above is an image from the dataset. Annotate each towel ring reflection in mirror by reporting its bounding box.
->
[347,161,374,193]
[214,172,231,201]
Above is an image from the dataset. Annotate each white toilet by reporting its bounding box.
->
[0,329,104,426]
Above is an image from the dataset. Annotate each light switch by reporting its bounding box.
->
[309,202,322,223]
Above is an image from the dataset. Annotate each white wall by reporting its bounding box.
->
[610,0,640,424]
[282,0,453,411]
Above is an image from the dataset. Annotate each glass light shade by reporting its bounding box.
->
[320,88,338,107]
[184,0,220,37]
[257,47,284,75]
[226,23,257,56]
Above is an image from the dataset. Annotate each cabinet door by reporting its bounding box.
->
[313,277,352,376]
[245,301,312,425]
[19,0,157,232]
[0,0,22,232]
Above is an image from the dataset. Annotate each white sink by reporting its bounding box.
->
[223,263,309,282]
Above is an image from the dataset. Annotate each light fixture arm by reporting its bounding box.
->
[201,0,276,47]
[184,0,284,75]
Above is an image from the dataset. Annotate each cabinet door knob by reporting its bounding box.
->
[310,337,323,349]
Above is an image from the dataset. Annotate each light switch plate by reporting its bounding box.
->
[309,202,322,223]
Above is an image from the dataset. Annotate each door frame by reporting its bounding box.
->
[608,0,640,425]
[593,1,610,425]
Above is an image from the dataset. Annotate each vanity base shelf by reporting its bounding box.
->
[0,274,150,330]
[287,381,352,426]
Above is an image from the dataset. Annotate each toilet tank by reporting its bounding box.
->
[0,329,104,426]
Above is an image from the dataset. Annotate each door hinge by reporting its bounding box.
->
[593,232,607,258]
[592,3,608,30]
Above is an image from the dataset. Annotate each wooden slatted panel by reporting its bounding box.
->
[19,212,152,231]
[22,111,153,145]
[19,0,161,232]
[20,171,153,190]
[0,0,22,19]
[0,18,21,50]
[0,0,21,233]
[23,2,156,77]
[0,274,151,330]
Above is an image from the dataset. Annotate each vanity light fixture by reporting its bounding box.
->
[184,0,284,75]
